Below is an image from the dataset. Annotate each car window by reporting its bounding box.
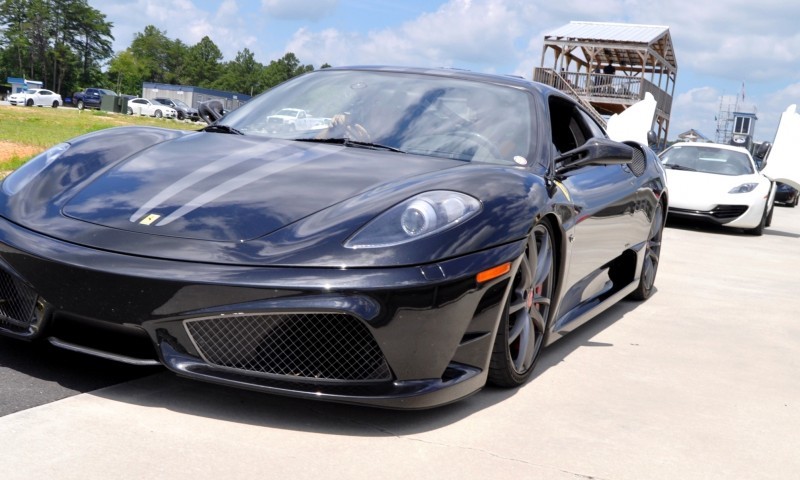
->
[548,96,595,155]
[661,146,755,175]
[221,70,534,165]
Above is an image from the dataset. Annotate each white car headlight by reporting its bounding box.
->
[3,143,70,195]
[729,183,758,194]
[345,191,481,248]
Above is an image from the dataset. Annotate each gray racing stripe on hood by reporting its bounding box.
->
[129,141,288,223]
[154,145,345,226]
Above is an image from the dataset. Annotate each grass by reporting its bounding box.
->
[0,105,203,171]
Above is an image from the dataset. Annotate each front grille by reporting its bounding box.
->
[0,269,39,334]
[710,205,748,219]
[184,313,392,382]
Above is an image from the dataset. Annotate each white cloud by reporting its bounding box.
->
[286,0,537,72]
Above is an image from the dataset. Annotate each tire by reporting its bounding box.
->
[765,203,774,227]
[628,200,665,300]
[155,110,163,118]
[77,100,85,110]
[746,200,769,236]
[177,111,185,121]
[127,107,133,115]
[52,100,59,108]
[488,221,555,387]
[26,99,33,107]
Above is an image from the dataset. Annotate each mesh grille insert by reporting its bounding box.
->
[629,147,646,176]
[184,313,391,382]
[0,269,38,333]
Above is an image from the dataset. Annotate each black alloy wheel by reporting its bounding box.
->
[629,200,664,300]
[488,221,555,387]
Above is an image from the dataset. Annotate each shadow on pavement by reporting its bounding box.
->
[0,336,161,416]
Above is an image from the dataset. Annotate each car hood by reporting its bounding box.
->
[61,133,459,242]
[665,169,767,208]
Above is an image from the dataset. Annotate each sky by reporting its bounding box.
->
[92,0,800,142]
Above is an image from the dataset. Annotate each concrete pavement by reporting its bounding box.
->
[1,206,798,480]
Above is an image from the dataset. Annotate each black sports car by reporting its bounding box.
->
[0,66,667,409]
[775,182,798,207]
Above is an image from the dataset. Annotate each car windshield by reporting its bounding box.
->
[172,99,189,108]
[219,70,533,164]
[660,146,755,176]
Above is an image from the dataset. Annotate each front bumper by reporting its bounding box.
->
[0,216,521,408]
[667,204,750,225]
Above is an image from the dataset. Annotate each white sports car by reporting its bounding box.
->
[8,88,62,107]
[660,142,777,234]
[661,104,800,236]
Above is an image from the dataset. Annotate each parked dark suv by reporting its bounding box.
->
[153,97,200,121]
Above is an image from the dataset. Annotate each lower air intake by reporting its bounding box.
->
[184,313,391,382]
[0,269,39,334]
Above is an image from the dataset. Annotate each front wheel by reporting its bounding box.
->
[746,199,769,236]
[26,99,33,107]
[488,221,555,387]
[52,100,59,108]
[154,109,163,118]
[127,107,133,115]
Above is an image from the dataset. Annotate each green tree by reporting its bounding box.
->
[181,36,222,87]
[129,25,183,84]
[261,52,314,90]
[214,47,263,95]
[0,0,113,96]
[107,49,146,95]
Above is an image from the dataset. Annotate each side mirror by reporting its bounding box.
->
[555,138,635,174]
[199,100,225,124]
[647,130,658,147]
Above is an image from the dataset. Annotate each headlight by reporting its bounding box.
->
[729,183,758,194]
[2,143,70,195]
[345,191,481,248]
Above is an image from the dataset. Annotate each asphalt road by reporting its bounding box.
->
[1,205,798,479]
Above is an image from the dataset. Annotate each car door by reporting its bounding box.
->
[548,97,643,330]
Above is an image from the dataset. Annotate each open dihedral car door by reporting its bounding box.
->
[605,92,657,145]
[762,104,800,190]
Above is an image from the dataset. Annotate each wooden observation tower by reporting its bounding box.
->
[534,21,678,148]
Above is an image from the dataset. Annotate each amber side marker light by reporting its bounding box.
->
[476,262,511,284]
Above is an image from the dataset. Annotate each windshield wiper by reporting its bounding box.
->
[201,124,244,135]
[663,163,697,171]
[297,137,405,153]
